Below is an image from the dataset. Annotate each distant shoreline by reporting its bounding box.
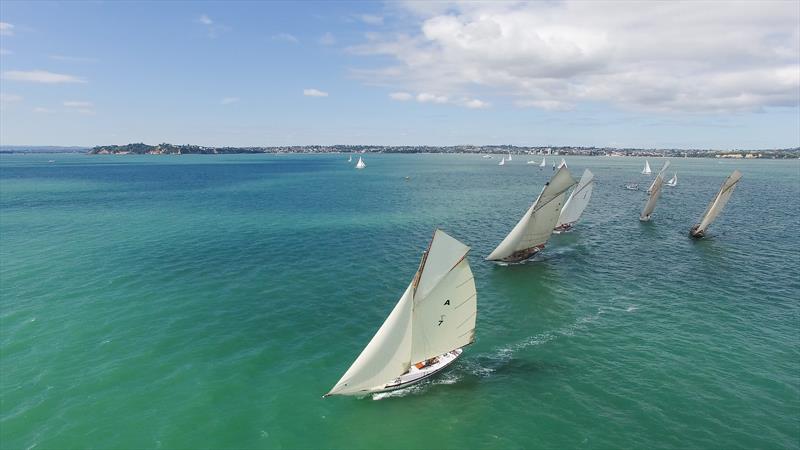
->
[2,144,798,159]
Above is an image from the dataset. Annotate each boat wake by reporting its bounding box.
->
[371,372,462,400]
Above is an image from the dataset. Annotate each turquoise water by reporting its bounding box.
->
[1,153,798,449]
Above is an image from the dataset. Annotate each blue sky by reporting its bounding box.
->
[1,1,798,149]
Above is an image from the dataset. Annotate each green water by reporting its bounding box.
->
[1,153,798,449]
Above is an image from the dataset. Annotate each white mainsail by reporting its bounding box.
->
[666,173,677,187]
[692,170,742,235]
[348,155,353,163]
[558,158,567,169]
[647,160,670,193]
[326,230,476,396]
[508,153,513,161]
[641,161,670,220]
[355,157,366,169]
[642,160,652,175]
[555,169,594,229]
[539,158,546,168]
[498,157,506,166]
[487,167,577,262]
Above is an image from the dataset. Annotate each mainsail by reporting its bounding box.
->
[558,158,568,169]
[555,169,594,229]
[640,161,670,221]
[487,166,577,262]
[642,160,652,175]
[666,173,677,187]
[539,158,546,168]
[326,230,476,396]
[498,157,505,166]
[355,157,366,169]
[692,170,742,235]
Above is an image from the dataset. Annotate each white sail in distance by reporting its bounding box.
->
[640,172,665,221]
[555,169,595,229]
[508,153,512,161]
[498,158,505,166]
[487,167,577,262]
[355,157,366,169]
[558,158,567,169]
[692,170,742,235]
[539,158,546,168]
[666,173,677,187]
[326,229,476,396]
[642,160,652,175]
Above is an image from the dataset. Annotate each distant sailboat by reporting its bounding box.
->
[552,160,556,171]
[554,169,594,233]
[558,158,568,169]
[508,153,513,161]
[486,167,577,263]
[624,183,639,191]
[482,155,492,159]
[642,160,652,175]
[348,154,353,163]
[527,160,537,165]
[498,157,506,166]
[355,157,366,169]
[640,161,670,221]
[690,170,742,238]
[539,157,546,169]
[666,173,677,187]
[325,229,477,397]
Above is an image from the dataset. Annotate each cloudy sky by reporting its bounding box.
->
[0,1,798,148]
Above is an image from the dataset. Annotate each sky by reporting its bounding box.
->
[0,0,798,149]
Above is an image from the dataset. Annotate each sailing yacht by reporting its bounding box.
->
[558,158,568,169]
[640,161,670,221]
[486,167,577,263]
[498,157,506,166]
[325,229,477,397]
[508,153,513,161]
[348,155,353,163]
[355,157,366,169]
[527,160,537,165]
[642,160,652,175]
[554,169,595,233]
[690,170,742,238]
[539,158,546,169]
[666,173,677,187]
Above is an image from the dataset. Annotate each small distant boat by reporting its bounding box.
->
[666,173,677,187]
[690,170,742,238]
[325,229,476,397]
[552,161,556,171]
[355,157,366,169]
[482,155,492,159]
[498,157,505,166]
[625,183,639,191]
[508,153,513,161]
[47,160,55,163]
[527,160,537,165]
[642,160,652,175]
[539,158,546,169]
[554,169,594,233]
[558,158,567,169]
[348,155,353,163]
[486,166,577,263]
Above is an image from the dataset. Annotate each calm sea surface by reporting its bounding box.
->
[1,153,798,449]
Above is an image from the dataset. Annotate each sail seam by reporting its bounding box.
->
[453,291,476,310]
[456,311,477,329]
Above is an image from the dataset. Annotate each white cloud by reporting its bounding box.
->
[303,88,329,97]
[63,100,92,108]
[2,70,86,84]
[416,92,448,104]
[319,32,336,46]
[359,14,384,25]
[389,92,412,101]
[272,33,299,44]
[195,14,229,37]
[0,22,13,36]
[0,48,12,56]
[350,1,800,113]
[221,97,240,105]
[33,107,54,114]
[0,93,23,104]
[463,98,489,109]
[198,14,213,25]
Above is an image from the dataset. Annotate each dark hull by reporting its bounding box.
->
[492,244,545,263]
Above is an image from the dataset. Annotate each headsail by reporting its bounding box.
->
[693,170,742,235]
[326,229,476,396]
[555,169,595,229]
[487,166,577,262]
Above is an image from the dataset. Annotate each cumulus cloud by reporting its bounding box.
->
[303,88,328,97]
[0,22,13,36]
[389,91,412,101]
[221,97,240,104]
[350,1,800,113]
[2,70,86,83]
[319,32,336,46]
[196,14,229,37]
[198,14,213,26]
[417,92,448,104]
[272,33,299,44]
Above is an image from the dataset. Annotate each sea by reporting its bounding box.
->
[1,153,798,449]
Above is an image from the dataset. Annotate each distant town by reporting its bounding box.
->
[1,143,798,159]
